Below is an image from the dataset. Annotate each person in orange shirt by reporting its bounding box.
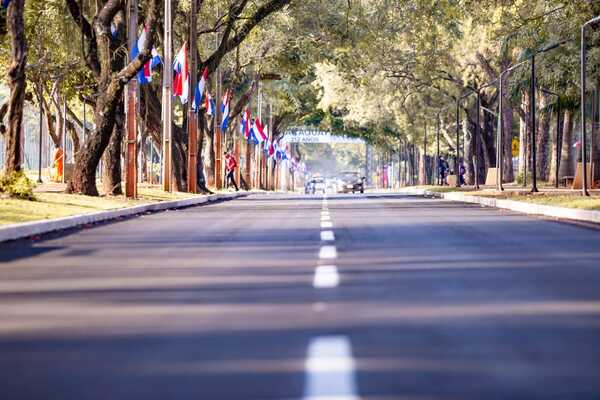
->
[52,148,64,182]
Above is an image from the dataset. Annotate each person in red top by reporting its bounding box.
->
[224,151,239,191]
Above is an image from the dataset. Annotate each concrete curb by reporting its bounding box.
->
[403,188,600,224]
[0,192,247,243]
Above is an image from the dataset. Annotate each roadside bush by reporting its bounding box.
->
[0,171,36,200]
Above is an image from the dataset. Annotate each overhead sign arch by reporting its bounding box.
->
[282,127,365,144]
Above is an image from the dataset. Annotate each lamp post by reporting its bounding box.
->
[580,16,600,197]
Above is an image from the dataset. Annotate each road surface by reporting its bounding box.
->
[1,193,600,399]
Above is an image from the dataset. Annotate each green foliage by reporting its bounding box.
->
[0,171,36,200]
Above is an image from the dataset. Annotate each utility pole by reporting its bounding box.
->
[186,0,198,193]
[161,0,173,192]
[125,0,138,198]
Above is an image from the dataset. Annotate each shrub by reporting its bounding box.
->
[0,170,36,200]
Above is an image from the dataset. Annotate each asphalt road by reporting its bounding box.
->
[1,193,600,399]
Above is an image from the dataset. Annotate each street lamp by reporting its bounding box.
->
[580,16,600,197]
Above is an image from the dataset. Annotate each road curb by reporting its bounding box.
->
[0,192,247,243]
[404,188,600,224]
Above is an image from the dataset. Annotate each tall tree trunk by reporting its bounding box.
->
[67,123,81,164]
[558,109,575,179]
[4,0,27,173]
[464,116,475,185]
[482,105,496,169]
[102,102,124,195]
[518,92,530,179]
[203,122,215,187]
[536,92,551,181]
[549,108,563,185]
[65,0,159,195]
[417,146,426,185]
[501,73,514,182]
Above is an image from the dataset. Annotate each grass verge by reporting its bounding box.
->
[0,186,202,226]
[416,186,600,211]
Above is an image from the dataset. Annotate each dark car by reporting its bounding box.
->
[340,172,366,194]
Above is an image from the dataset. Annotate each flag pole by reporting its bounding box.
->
[214,2,223,190]
[125,0,138,198]
[161,0,173,192]
[186,0,198,193]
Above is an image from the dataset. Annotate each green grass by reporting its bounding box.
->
[415,185,477,193]
[415,185,600,211]
[0,186,202,226]
[505,195,600,210]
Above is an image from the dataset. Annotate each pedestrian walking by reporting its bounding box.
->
[458,157,466,186]
[224,151,239,191]
[438,156,448,185]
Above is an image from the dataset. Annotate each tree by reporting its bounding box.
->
[65,0,160,195]
[3,0,27,173]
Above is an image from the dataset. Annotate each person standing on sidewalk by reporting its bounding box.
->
[224,151,239,191]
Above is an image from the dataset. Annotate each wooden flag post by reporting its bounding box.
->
[234,134,241,186]
[161,0,173,192]
[125,0,138,198]
[186,0,198,193]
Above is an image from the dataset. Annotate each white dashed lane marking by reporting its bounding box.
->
[313,265,340,288]
[302,336,359,399]
[320,230,335,241]
[319,245,337,260]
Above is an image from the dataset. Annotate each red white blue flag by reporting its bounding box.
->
[173,43,189,104]
[131,27,161,85]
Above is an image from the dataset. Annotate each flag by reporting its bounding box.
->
[240,109,251,139]
[173,43,189,104]
[221,91,230,131]
[131,27,161,85]
[192,67,208,112]
[1,0,10,8]
[269,139,275,158]
[249,119,259,144]
[253,118,268,143]
[204,92,215,116]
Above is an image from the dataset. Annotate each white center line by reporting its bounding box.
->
[321,215,331,222]
[320,230,335,241]
[320,221,333,229]
[319,245,338,260]
[303,336,359,400]
[313,265,340,288]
